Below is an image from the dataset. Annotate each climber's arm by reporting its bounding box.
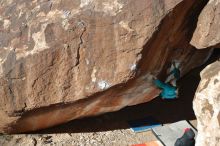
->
[154,79,166,89]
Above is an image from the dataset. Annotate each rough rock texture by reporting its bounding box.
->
[193,61,220,146]
[191,0,220,49]
[0,0,212,133]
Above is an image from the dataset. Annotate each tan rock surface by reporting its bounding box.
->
[0,0,212,133]
[191,0,220,49]
[193,61,220,146]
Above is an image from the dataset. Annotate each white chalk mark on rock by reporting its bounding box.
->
[86,59,89,65]
[98,80,110,90]
[91,68,97,83]
[130,63,137,71]
[32,23,49,53]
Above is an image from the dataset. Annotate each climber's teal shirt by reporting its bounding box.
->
[154,79,177,99]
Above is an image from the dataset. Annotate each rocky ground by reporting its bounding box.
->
[0,119,197,146]
[0,120,197,146]
[0,130,157,146]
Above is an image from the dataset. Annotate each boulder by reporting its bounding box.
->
[191,1,220,145]
[0,0,211,133]
[193,61,220,146]
[191,0,220,49]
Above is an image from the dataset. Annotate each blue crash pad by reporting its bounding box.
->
[128,117,162,132]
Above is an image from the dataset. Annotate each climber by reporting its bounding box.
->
[154,60,181,99]
[174,128,195,146]
[154,79,178,99]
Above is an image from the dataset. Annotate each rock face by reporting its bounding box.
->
[191,0,220,49]
[193,61,220,146]
[191,1,220,145]
[0,0,212,133]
